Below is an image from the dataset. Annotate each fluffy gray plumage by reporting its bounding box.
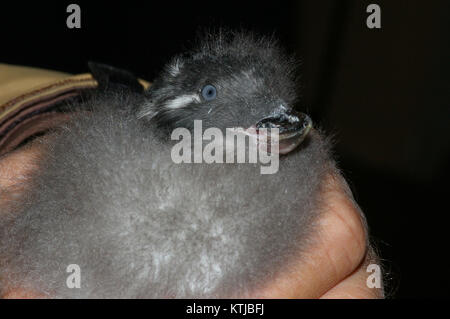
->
[0,31,335,298]
[137,31,299,131]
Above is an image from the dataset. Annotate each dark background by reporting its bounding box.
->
[1,0,449,298]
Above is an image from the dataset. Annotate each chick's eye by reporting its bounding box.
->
[201,84,217,101]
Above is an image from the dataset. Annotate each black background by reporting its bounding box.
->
[1,0,449,298]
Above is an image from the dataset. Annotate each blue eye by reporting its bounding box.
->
[201,84,217,101]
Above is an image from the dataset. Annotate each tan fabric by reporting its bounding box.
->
[0,64,97,156]
[0,65,97,122]
[0,63,150,156]
[0,63,151,121]
[0,64,71,106]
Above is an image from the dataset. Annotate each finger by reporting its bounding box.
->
[248,172,369,298]
[320,247,384,298]
[0,142,41,188]
[0,142,43,216]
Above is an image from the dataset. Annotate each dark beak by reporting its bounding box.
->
[255,110,312,154]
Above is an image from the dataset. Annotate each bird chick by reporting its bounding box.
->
[137,31,312,155]
[0,31,335,298]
